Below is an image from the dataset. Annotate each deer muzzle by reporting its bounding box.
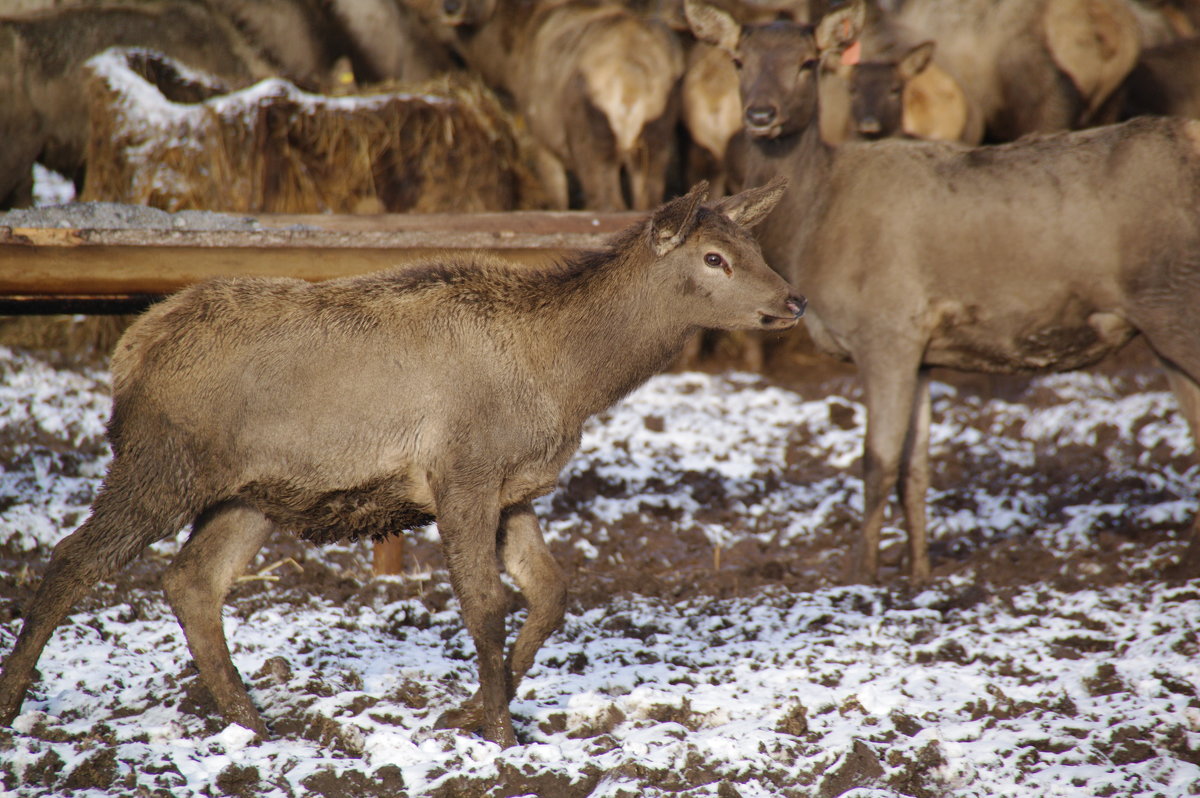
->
[760,295,806,330]
[745,105,780,137]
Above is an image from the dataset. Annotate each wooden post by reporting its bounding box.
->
[372,537,406,576]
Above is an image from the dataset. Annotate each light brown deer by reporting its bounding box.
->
[411,0,685,211]
[689,0,1200,585]
[884,0,1140,141]
[0,181,803,747]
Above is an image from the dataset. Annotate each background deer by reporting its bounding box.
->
[688,0,1200,585]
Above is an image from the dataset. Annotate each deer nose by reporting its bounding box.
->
[787,296,807,318]
[745,105,778,129]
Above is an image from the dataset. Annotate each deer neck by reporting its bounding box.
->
[743,121,834,285]
[536,245,694,423]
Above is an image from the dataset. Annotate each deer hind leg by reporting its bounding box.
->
[532,145,569,211]
[897,370,933,584]
[0,460,193,725]
[1134,293,1200,576]
[853,344,927,585]
[498,502,567,694]
[163,501,275,736]
[569,100,626,211]
[1151,355,1200,577]
[626,107,677,211]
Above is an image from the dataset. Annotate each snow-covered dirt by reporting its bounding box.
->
[0,342,1197,797]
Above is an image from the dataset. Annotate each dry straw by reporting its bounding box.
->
[82,48,547,213]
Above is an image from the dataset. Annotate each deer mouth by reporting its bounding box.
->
[759,296,806,330]
[745,121,783,140]
[759,313,800,330]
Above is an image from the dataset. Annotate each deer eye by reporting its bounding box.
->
[704,252,728,269]
[731,56,744,69]
[800,58,819,71]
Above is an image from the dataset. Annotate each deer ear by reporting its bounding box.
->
[815,0,866,54]
[685,0,740,55]
[897,41,935,81]
[714,176,787,228]
[650,180,708,256]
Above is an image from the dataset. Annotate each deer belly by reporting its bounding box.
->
[237,476,435,545]
[927,310,1136,372]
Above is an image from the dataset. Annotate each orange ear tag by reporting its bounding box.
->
[841,41,862,66]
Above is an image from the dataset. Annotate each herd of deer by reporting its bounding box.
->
[3,0,1200,749]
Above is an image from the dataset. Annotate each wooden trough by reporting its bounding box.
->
[0,208,641,313]
[0,206,642,573]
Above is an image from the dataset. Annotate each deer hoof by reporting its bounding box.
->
[435,698,518,747]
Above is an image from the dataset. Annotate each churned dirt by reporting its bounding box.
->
[0,329,1197,798]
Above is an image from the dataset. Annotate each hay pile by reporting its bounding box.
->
[82,48,546,213]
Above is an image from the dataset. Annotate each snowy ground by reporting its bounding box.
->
[0,344,1198,797]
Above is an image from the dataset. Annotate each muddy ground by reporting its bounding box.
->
[0,328,1197,797]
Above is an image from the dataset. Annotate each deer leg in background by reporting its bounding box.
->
[897,369,933,584]
[1154,357,1200,577]
[499,502,567,696]
[852,343,925,585]
[532,146,570,210]
[625,106,677,211]
[163,501,276,736]
[569,102,626,211]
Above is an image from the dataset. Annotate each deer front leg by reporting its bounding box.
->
[435,502,567,743]
[431,486,514,747]
[852,345,925,585]
[1156,358,1200,578]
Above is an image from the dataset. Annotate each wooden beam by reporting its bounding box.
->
[0,209,644,309]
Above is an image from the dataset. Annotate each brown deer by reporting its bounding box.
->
[688,0,1200,585]
[818,40,937,144]
[1119,36,1200,121]
[682,40,744,198]
[411,0,685,211]
[882,0,1140,141]
[0,181,803,748]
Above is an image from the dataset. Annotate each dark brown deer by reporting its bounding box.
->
[1120,36,1200,121]
[0,181,803,747]
[688,0,1200,585]
[819,40,936,144]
